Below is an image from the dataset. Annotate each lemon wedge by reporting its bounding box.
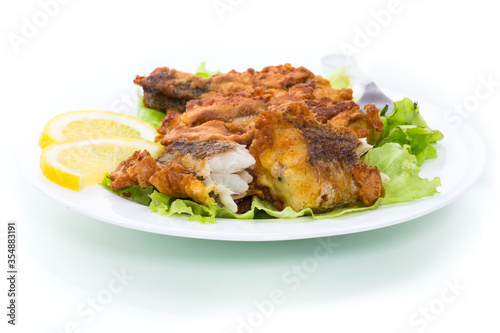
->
[40,138,163,191]
[39,110,158,149]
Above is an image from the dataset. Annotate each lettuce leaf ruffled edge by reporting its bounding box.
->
[100,179,382,224]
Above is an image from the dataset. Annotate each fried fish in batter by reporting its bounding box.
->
[156,93,268,146]
[269,86,384,144]
[116,63,386,215]
[155,85,383,149]
[134,64,352,112]
[249,100,384,212]
[109,139,255,213]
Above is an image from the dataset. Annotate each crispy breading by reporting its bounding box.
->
[149,161,211,204]
[156,110,184,137]
[156,93,268,146]
[135,64,350,112]
[155,85,382,150]
[249,100,384,212]
[180,93,267,128]
[270,86,383,144]
[110,150,161,190]
[134,68,209,112]
[351,164,385,206]
[158,138,239,163]
[159,120,254,146]
[327,103,384,145]
[109,149,214,207]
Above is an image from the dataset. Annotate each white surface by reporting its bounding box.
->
[18,80,486,240]
[1,0,499,332]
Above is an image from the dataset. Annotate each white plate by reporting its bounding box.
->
[18,59,486,241]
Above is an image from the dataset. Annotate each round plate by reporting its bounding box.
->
[18,59,486,241]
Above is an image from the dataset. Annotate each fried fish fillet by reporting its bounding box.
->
[134,64,352,112]
[156,93,268,146]
[155,85,382,149]
[110,139,255,213]
[115,63,385,215]
[165,93,268,130]
[110,150,160,190]
[158,120,255,147]
[269,86,384,144]
[249,100,384,212]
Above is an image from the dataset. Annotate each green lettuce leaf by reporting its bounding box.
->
[137,89,164,128]
[327,66,352,89]
[247,196,380,219]
[149,191,220,223]
[195,62,222,78]
[379,98,444,165]
[101,174,154,206]
[363,143,441,204]
[148,190,380,222]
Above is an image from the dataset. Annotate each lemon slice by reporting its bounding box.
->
[39,110,158,149]
[40,138,163,190]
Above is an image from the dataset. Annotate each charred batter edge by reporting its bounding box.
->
[157,138,237,162]
[141,87,196,112]
[134,69,209,112]
[298,123,360,166]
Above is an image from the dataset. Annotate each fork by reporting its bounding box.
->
[321,54,394,114]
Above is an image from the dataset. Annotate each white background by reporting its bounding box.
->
[1,0,499,332]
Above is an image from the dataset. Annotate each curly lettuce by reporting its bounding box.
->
[148,191,380,223]
[378,98,444,166]
[363,143,441,204]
